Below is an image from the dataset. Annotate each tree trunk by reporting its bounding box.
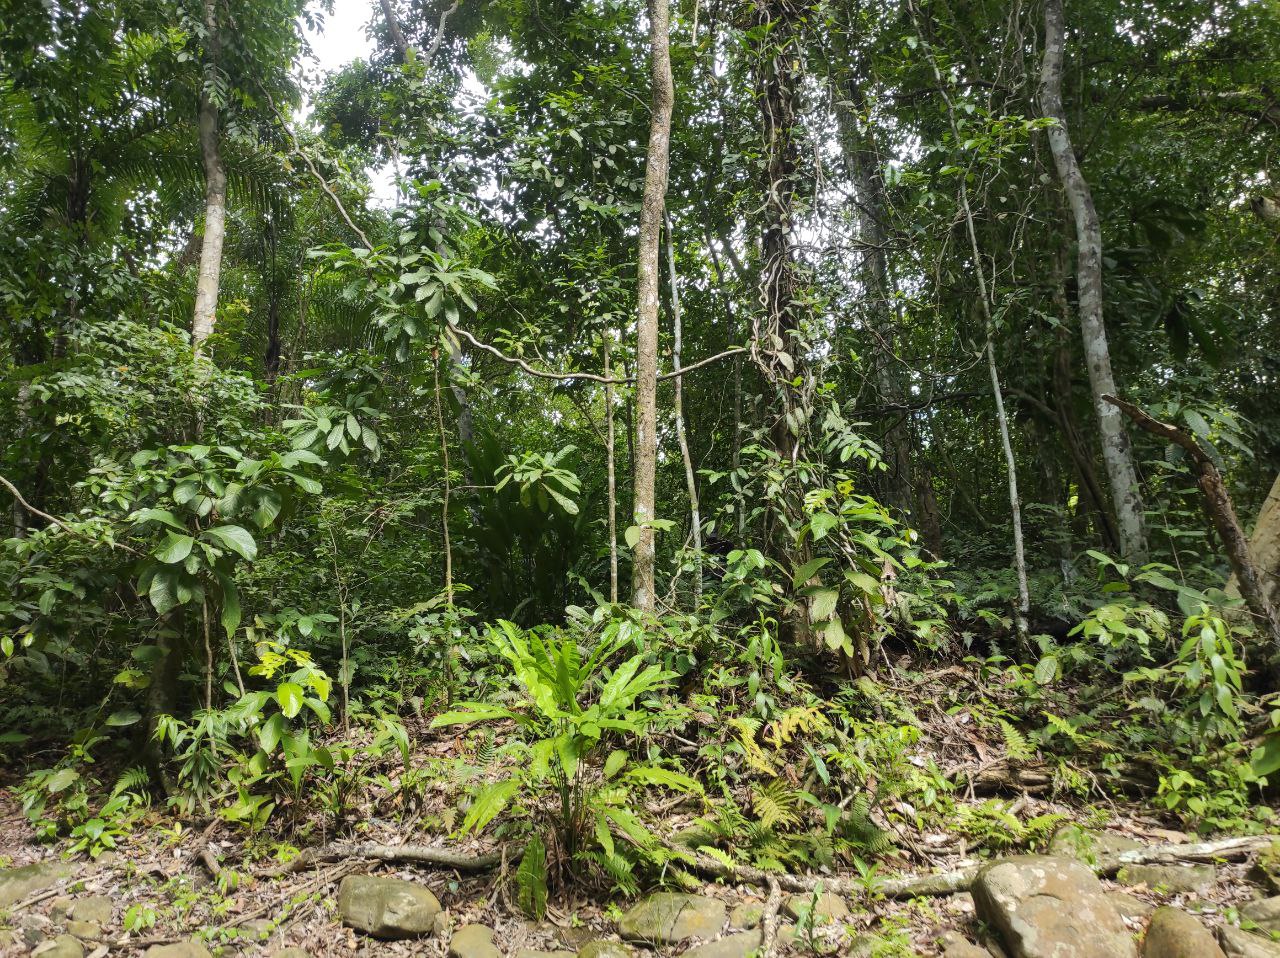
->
[833,73,915,518]
[379,0,410,61]
[604,338,619,604]
[1106,396,1280,683]
[630,0,675,613]
[1230,473,1280,613]
[666,214,703,606]
[1039,0,1147,561]
[191,0,227,356]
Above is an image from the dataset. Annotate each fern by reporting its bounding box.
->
[766,706,831,748]
[999,719,1035,762]
[751,778,801,829]
[516,834,548,919]
[729,717,777,775]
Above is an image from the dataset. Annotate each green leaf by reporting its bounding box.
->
[276,682,304,719]
[106,709,142,727]
[516,834,548,920]
[809,511,839,540]
[462,778,519,835]
[148,568,181,614]
[155,532,195,565]
[603,749,628,780]
[259,713,285,752]
[792,557,832,587]
[204,525,258,561]
[624,525,640,548]
[47,768,80,793]
[216,572,241,638]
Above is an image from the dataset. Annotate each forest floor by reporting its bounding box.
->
[2,663,1278,958]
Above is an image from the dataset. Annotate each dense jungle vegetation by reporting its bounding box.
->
[2,0,1280,955]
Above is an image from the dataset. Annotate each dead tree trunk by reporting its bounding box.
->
[630,0,675,612]
[1104,395,1280,683]
[1040,0,1147,561]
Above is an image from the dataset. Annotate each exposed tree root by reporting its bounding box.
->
[682,834,1279,899]
[758,876,783,958]
[259,841,514,878]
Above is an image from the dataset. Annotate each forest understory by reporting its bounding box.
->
[3,0,1280,955]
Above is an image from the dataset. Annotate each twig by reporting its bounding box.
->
[257,841,517,878]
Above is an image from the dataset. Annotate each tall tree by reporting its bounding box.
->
[630,0,675,612]
[191,0,227,355]
[1039,0,1147,560]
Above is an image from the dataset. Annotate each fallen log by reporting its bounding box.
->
[259,841,514,878]
[682,833,1279,899]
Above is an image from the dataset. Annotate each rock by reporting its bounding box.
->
[32,935,85,958]
[238,918,274,941]
[49,897,74,921]
[67,896,112,926]
[939,931,995,957]
[19,913,53,947]
[683,930,764,958]
[144,944,214,958]
[1143,907,1225,958]
[65,920,101,940]
[449,924,501,958]
[0,861,74,908]
[728,901,763,930]
[1119,864,1216,895]
[272,950,311,958]
[971,854,1136,958]
[1241,897,1280,934]
[554,925,598,948]
[1248,843,1280,895]
[783,891,850,924]
[1049,825,1144,862]
[516,950,577,958]
[618,893,726,944]
[336,874,441,939]
[1220,926,1280,958]
[579,940,637,958]
[1111,892,1156,921]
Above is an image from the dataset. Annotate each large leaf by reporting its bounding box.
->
[154,532,195,565]
[276,681,304,719]
[516,834,548,919]
[204,524,258,561]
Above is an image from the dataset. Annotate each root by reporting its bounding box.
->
[758,876,783,958]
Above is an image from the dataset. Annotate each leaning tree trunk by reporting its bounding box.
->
[191,0,227,356]
[1106,396,1280,684]
[630,0,675,613]
[1039,0,1147,561]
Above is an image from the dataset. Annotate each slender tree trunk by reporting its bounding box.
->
[191,0,227,356]
[666,214,703,605]
[630,0,675,612]
[604,339,619,604]
[379,0,410,60]
[833,74,915,517]
[1227,472,1280,615]
[1039,0,1147,561]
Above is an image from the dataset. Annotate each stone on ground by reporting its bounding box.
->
[32,935,84,958]
[1220,926,1280,958]
[1142,906,1225,958]
[272,949,311,958]
[728,901,763,930]
[65,920,101,940]
[1241,897,1280,934]
[516,950,577,958]
[0,861,74,908]
[1249,843,1280,895]
[144,943,214,958]
[449,924,501,958]
[683,929,764,958]
[971,854,1136,958]
[939,930,995,957]
[783,891,850,924]
[1049,825,1143,861]
[67,895,113,926]
[1110,891,1156,921]
[618,893,725,944]
[337,874,441,939]
[578,940,637,958]
[1118,864,1216,895]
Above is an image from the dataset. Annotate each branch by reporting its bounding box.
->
[0,474,141,555]
[448,320,748,385]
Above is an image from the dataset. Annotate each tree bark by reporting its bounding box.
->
[604,338,619,604]
[1039,0,1147,561]
[191,0,227,356]
[666,214,703,605]
[630,0,675,612]
[1105,395,1280,681]
[1229,473,1280,613]
[378,0,409,61]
